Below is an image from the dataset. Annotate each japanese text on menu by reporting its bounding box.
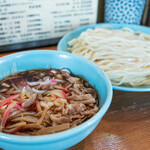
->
[0,0,98,46]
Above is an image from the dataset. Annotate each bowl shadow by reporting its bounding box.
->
[103,90,150,122]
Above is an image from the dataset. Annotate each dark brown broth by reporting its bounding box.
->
[0,68,99,135]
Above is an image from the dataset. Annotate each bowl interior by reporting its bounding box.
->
[0,50,111,106]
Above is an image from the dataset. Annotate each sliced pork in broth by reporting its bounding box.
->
[0,68,99,135]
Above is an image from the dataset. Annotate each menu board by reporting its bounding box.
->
[0,0,99,52]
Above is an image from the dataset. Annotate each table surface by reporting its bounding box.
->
[0,46,150,150]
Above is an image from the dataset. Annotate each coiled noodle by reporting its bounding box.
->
[68,27,150,86]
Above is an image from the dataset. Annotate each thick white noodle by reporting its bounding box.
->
[68,27,150,86]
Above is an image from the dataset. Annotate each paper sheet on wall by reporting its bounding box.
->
[0,0,98,46]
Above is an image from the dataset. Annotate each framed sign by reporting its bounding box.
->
[0,0,99,52]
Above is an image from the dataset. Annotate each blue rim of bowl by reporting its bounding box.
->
[57,23,150,92]
[0,50,113,144]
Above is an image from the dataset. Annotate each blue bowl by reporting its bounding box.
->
[0,50,112,150]
[57,23,150,92]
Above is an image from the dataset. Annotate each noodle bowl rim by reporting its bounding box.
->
[0,50,112,144]
[57,23,150,92]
